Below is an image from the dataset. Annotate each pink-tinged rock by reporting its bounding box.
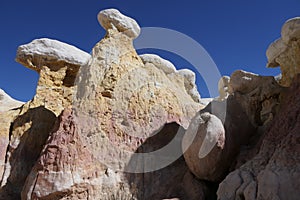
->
[217,75,300,200]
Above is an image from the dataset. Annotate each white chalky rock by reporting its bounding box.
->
[0,89,24,112]
[139,54,176,74]
[98,8,141,39]
[16,38,91,71]
[177,69,201,102]
[218,76,230,100]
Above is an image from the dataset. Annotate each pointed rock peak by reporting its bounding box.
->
[0,88,24,112]
[16,38,91,72]
[98,8,141,39]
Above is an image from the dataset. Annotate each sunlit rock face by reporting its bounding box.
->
[266,17,300,87]
[0,39,90,199]
[16,38,91,116]
[20,8,205,200]
[0,7,299,200]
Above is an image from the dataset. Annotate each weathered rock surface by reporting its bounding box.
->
[0,90,23,192]
[183,69,283,183]
[16,38,90,115]
[139,54,176,74]
[267,17,300,86]
[16,38,91,71]
[229,70,283,126]
[98,8,140,39]
[0,89,24,112]
[0,39,91,199]
[177,69,201,103]
[0,8,299,200]
[20,8,205,200]
[217,76,230,101]
[217,75,300,200]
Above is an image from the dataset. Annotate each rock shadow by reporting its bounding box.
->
[0,106,57,200]
[125,122,214,200]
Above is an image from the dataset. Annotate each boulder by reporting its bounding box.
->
[183,112,225,181]
[183,95,256,182]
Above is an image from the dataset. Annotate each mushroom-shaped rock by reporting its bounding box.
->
[0,89,24,112]
[281,17,300,44]
[177,69,201,102]
[16,38,91,115]
[218,76,230,100]
[16,38,91,72]
[183,112,225,181]
[266,17,300,86]
[98,8,140,39]
[266,38,287,68]
[139,54,176,74]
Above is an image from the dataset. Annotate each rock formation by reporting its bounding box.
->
[16,38,90,115]
[0,38,90,199]
[217,76,230,101]
[266,17,300,87]
[217,74,300,200]
[19,8,204,200]
[0,8,299,200]
[0,89,24,112]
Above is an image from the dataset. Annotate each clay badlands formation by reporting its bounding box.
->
[0,8,299,200]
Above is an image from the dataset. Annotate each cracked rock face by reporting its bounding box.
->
[266,17,300,86]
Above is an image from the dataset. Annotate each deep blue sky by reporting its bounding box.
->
[0,0,299,101]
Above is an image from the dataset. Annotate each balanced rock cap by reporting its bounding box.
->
[266,17,300,68]
[281,17,300,44]
[98,8,141,39]
[16,38,91,71]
